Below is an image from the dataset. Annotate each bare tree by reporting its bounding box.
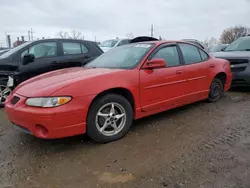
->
[71,30,82,39]
[57,31,68,38]
[220,25,249,44]
[126,33,134,39]
[202,37,218,49]
[57,30,83,39]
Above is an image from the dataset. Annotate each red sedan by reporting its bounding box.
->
[5,40,232,143]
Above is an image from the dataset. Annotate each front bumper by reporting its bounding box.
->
[5,93,95,139]
[231,64,250,87]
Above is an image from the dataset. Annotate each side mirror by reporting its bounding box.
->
[142,58,166,69]
[221,48,225,51]
[22,54,35,65]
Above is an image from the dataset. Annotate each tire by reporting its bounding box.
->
[208,78,224,102]
[0,80,12,108]
[87,94,133,143]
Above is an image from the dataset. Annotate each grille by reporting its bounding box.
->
[227,59,249,65]
[11,96,20,105]
[226,59,249,72]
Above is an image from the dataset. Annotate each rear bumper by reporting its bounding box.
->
[5,93,95,139]
[231,65,250,87]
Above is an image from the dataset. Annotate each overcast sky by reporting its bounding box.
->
[0,0,250,46]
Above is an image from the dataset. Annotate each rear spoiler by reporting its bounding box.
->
[130,36,159,43]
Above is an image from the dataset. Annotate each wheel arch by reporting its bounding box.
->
[88,87,136,116]
[213,72,227,86]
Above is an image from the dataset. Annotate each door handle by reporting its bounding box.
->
[51,61,58,64]
[83,55,91,60]
[176,70,183,74]
[210,64,215,68]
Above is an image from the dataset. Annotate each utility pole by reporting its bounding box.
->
[31,28,33,41]
[28,30,31,41]
[95,36,96,42]
[151,24,154,37]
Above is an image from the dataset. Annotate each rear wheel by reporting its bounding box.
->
[87,94,133,143]
[0,80,12,107]
[208,78,224,102]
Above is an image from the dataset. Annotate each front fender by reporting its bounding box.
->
[51,69,140,107]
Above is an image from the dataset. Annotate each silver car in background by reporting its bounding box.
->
[99,39,131,52]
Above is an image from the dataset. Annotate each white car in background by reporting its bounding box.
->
[99,39,131,52]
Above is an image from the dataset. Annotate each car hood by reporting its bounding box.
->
[212,51,250,59]
[14,67,123,97]
[0,58,18,73]
[100,47,111,52]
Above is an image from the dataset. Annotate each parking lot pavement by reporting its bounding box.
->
[1,91,250,188]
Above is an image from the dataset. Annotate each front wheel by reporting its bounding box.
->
[208,78,224,102]
[87,94,133,143]
[0,80,12,107]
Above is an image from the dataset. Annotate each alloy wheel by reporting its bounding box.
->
[0,85,12,104]
[95,102,127,136]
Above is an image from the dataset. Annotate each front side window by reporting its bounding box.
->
[86,43,154,69]
[152,46,180,67]
[21,49,28,58]
[63,42,82,55]
[179,43,202,64]
[29,42,57,58]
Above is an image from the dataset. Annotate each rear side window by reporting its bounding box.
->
[199,49,209,61]
[152,46,180,67]
[179,43,202,64]
[81,44,88,53]
[63,42,81,55]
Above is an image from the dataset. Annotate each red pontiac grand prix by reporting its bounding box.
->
[5,40,232,143]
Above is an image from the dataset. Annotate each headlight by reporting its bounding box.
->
[25,97,72,108]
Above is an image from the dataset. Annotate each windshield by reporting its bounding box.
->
[0,42,32,59]
[100,40,119,48]
[86,43,154,69]
[210,44,228,52]
[0,50,10,56]
[225,37,250,51]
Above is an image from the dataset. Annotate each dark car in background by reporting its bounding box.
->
[0,38,103,105]
[210,44,229,53]
[213,36,250,87]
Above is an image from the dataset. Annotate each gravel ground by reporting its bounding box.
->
[0,90,250,188]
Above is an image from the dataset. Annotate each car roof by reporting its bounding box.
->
[133,40,202,46]
[29,38,96,43]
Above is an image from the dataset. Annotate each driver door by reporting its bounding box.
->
[139,44,187,112]
[18,41,60,82]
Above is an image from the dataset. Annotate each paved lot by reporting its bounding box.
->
[1,90,250,188]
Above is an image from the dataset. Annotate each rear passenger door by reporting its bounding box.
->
[56,41,92,69]
[178,43,211,97]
